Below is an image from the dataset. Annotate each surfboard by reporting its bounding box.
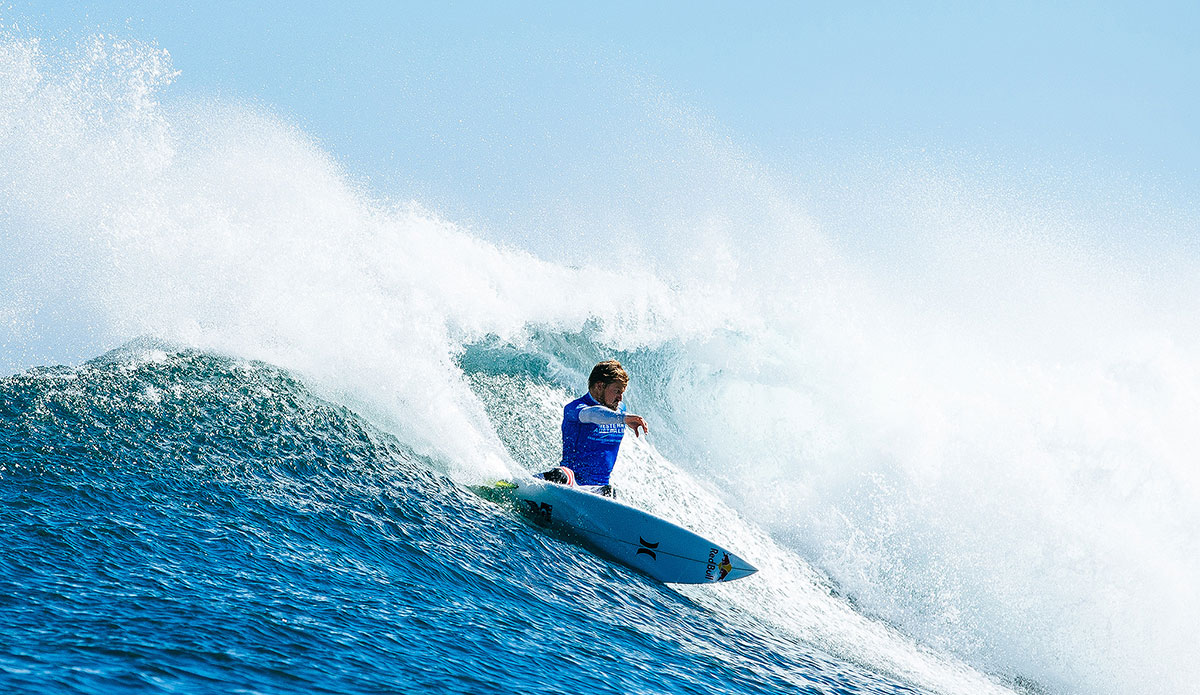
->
[474,478,757,584]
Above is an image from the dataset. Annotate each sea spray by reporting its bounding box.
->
[4,25,1199,695]
[0,30,675,481]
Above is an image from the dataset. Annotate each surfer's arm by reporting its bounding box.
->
[577,406,626,426]
[578,406,649,437]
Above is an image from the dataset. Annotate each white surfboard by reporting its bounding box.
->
[476,478,757,584]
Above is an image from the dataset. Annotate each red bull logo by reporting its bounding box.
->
[705,548,735,581]
[717,553,733,581]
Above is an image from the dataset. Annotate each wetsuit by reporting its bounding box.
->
[557,393,627,486]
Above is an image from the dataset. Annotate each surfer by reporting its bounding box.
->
[539,360,648,497]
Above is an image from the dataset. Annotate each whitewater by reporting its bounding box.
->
[3,29,1199,695]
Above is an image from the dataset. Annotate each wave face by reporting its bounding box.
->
[3,26,1199,695]
[1,345,967,695]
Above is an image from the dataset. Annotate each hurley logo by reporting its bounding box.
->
[636,537,659,560]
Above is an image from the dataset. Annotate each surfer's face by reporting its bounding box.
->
[593,381,626,410]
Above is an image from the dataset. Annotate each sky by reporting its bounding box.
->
[5,0,1198,223]
[4,7,1199,691]
[5,0,1198,372]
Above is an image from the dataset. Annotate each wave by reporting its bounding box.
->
[0,344,1005,694]
[3,26,1199,695]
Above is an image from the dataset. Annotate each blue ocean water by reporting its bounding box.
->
[4,22,1198,695]
[3,345,923,695]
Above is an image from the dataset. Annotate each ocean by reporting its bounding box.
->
[0,343,987,695]
[3,26,1197,695]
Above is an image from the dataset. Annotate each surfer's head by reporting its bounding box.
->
[588,360,629,410]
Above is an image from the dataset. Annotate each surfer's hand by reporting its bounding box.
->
[624,415,648,437]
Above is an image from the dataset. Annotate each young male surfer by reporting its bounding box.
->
[539,360,649,497]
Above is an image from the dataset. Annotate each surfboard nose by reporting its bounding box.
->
[715,553,758,582]
[720,563,758,582]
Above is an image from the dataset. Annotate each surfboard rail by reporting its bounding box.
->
[474,478,757,584]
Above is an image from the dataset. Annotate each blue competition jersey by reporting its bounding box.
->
[559,393,626,486]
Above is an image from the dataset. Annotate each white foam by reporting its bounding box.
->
[0,32,681,480]
[4,28,1198,695]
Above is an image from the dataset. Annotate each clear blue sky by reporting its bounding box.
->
[5,1,1199,237]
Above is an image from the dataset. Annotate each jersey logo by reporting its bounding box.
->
[636,537,659,560]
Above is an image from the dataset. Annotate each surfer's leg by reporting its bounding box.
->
[537,466,576,486]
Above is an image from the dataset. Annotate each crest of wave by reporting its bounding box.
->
[0,31,711,480]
